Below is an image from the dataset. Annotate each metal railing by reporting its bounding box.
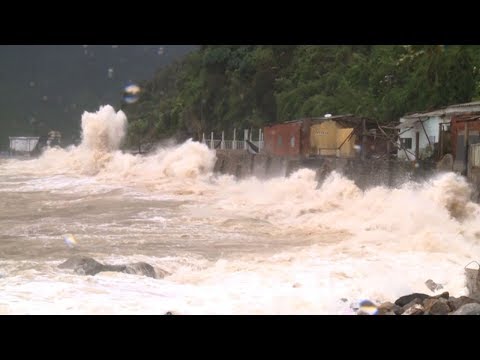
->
[223,140,243,150]
[203,139,265,151]
[201,129,264,152]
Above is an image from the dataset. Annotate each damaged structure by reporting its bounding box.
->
[396,101,480,162]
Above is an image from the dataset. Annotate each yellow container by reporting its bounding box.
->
[310,120,356,157]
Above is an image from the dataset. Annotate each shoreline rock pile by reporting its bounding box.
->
[356,272,480,315]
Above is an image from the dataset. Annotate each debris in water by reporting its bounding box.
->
[425,279,443,293]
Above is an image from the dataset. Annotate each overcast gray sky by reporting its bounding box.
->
[0,45,196,147]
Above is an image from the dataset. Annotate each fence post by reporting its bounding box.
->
[244,129,248,150]
[361,118,367,161]
[202,133,205,144]
[211,132,214,149]
[233,128,236,150]
[221,131,225,149]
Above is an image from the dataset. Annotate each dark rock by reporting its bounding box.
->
[155,268,171,279]
[340,298,348,303]
[423,298,450,315]
[58,255,105,276]
[425,279,443,292]
[59,256,164,279]
[451,303,480,315]
[165,311,173,315]
[402,304,424,315]
[400,298,424,314]
[448,296,478,312]
[377,302,402,315]
[103,264,127,272]
[433,292,449,300]
[395,293,430,307]
[124,262,157,279]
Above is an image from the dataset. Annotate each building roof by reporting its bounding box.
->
[396,118,423,129]
[401,101,480,121]
[402,109,446,120]
[285,114,355,124]
[447,100,480,108]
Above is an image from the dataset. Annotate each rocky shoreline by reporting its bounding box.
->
[57,256,480,315]
[355,272,480,315]
[356,291,480,315]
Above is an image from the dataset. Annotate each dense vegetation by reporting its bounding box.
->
[122,45,480,148]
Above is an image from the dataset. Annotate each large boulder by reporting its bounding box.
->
[58,255,106,276]
[124,262,158,279]
[450,303,480,315]
[423,298,450,315]
[400,298,424,315]
[377,302,402,315]
[402,304,424,315]
[394,293,430,307]
[58,255,163,279]
[447,296,478,312]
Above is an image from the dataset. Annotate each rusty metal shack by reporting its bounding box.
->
[450,113,480,175]
[263,115,387,160]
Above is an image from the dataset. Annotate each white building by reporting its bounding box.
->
[397,101,480,161]
[9,136,40,155]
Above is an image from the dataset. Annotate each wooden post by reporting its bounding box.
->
[415,131,420,160]
[202,133,205,144]
[244,129,248,150]
[211,132,214,149]
[221,131,225,149]
[465,121,469,175]
[438,123,443,160]
[361,118,367,161]
[233,128,236,150]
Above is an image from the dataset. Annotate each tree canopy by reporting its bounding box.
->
[120,45,480,146]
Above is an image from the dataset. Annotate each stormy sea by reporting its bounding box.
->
[1,105,480,314]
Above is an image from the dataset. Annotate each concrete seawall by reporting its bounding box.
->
[213,150,436,190]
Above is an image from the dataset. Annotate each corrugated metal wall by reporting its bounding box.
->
[263,117,378,159]
[471,143,480,168]
[451,115,480,159]
[336,128,356,158]
[310,121,337,156]
[263,122,302,157]
[310,121,356,157]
